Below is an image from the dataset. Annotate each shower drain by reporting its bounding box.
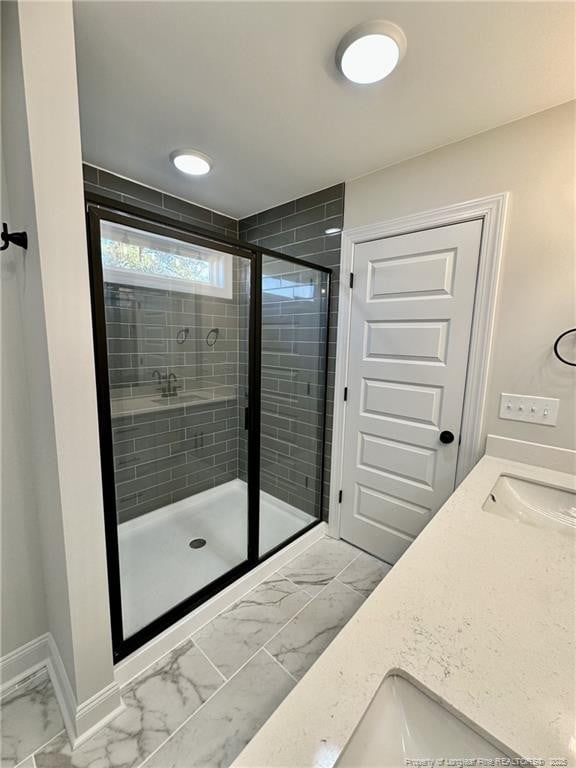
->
[189,538,207,549]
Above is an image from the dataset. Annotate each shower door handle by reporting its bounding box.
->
[244,407,250,430]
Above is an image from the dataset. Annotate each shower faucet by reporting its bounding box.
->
[166,372,179,397]
[152,369,164,392]
[152,369,180,398]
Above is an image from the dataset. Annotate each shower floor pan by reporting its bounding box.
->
[118,479,315,638]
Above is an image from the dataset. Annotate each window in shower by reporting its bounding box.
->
[86,200,330,660]
[101,220,233,297]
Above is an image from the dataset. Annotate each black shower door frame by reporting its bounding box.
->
[85,194,331,661]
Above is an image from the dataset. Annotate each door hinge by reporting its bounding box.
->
[349,272,354,289]
[338,490,343,504]
[343,387,348,401]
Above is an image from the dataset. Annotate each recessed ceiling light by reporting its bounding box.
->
[325,227,342,235]
[170,150,212,176]
[336,21,406,85]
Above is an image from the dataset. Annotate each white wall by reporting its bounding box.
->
[0,49,48,655]
[2,0,76,678]
[2,0,120,739]
[345,101,576,452]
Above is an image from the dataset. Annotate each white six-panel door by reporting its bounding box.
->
[340,220,483,563]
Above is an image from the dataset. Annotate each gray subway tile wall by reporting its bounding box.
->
[105,280,247,523]
[240,184,344,519]
[259,257,329,516]
[84,165,244,522]
[83,164,237,239]
[84,165,342,524]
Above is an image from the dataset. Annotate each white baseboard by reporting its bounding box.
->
[115,521,328,686]
[0,633,51,689]
[486,434,576,475]
[46,634,123,749]
[1,633,123,749]
[1,522,326,744]
[67,683,124,749]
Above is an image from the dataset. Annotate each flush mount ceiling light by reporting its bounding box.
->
[336,21,406,85]
[170,150,212,176]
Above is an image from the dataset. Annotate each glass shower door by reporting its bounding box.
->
[259,254,330,556]
[89,209,254,650]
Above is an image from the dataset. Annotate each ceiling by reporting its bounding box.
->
[73,2,575,219]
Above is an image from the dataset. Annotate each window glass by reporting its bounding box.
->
[101,237,213,283]
[100,220,231,298]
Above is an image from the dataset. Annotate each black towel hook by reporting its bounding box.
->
[0,222,28,252]
[553,328,576,367]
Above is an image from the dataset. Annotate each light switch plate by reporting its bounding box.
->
[499,393,560,426]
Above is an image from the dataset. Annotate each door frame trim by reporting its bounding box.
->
[329,192,509,538]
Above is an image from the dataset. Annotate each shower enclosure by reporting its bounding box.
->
[86,197,330,659]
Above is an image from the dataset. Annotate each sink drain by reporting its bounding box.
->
[189,538,206,549]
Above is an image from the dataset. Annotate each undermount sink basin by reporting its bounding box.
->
[483,475,576,537]
[337,675,505,766]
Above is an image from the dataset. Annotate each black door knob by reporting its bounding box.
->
[439,430,455,444]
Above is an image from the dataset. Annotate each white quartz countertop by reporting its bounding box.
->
[232,455,576,766]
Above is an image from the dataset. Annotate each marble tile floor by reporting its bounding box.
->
[0,667,64,768]
[3,537,391,768]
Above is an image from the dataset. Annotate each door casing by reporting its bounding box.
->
[329,193,509,540]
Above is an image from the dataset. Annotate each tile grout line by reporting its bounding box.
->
[182,534,330,652]
[262,647,298,684]
[191,573,319,682]
[190,639,228,685]
[15,754,39,768]
[128,554,332,768]
[36,630,249,766]
[117,535,325,689]
[132,641,280,768]
[119,657,239,768]
[147,610,286,768]
[277,542,362,598]
[334,577,369,599]
[36,540,359,768]
[335,556,393,597]
[327,550,364,584]
[127,545,360,768]
[118,631,208,689]
[28,728,66,765]
[259,549,368,678]
[180,536,324,645]
[257,548,364,658]
[18,670,68,763]
[281,573,315,598]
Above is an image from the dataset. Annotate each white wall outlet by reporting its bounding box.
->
[499,393,560,426]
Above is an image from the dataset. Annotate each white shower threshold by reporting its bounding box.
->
[118,479,316,639]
